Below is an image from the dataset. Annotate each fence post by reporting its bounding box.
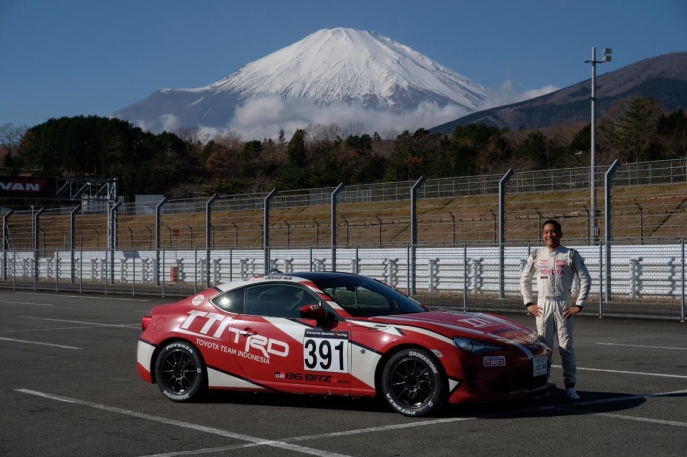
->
[499,169,514,299]
[33,208,45,287]
[132,249,136,296]
[410,176,425,295]
[406,244,411,295]
[2,209,13,281]
[681,239,685,323]
[599,241,604,318]
[604,160,620,301]
[205,193,218,286]
[108,200,121,285]
[154,197,167,287]
[331,183,344,272]
[463,243,468,312]
[70,204,81,283]
[263,189,277,274]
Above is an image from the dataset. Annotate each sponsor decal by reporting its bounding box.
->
[539,260,548,265]
[0,176,56,198]
[191,294,205,306]
[538,268,564,276]
[274,372,334,382]
[409,351,438,373]
[556,260,566,266]
[181,311,289,364]
[461,317,496,329]
[483,356,506,367]
[303,329,349,373]
[540,276,549,279]
[386,393,417,416]
[264,275,293,280]
[196,338,272,364]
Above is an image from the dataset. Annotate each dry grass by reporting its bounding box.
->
[8,182,687,251]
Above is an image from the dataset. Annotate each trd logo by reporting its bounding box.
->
[275,372,332,382]
[181,311,289,358]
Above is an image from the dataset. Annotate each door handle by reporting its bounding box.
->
[238,329,257,336]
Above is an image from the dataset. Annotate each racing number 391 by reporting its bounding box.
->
[303,333,349,373]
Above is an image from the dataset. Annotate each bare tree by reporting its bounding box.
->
[0,122,28,156]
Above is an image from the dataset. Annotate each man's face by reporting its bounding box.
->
[542,223,562,249]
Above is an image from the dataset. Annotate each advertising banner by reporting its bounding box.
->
[0,176,57,199]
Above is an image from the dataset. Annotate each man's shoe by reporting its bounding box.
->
[566,387,580,400]
[546,380,557,389]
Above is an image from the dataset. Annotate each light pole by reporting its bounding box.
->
[585,46,612,245]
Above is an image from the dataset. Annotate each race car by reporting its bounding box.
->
[137,272,551,416]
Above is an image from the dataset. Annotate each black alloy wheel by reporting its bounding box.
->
[381,348,445,416]
[154,341,206,402]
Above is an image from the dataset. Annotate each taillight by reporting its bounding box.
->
[142,315,152,331]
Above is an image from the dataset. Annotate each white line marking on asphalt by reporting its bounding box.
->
[553,390,687,428]
[597,342,687,351]
[17,387,687,457]
[16,389,353,457]
[0,300,52,306]
[14,292,151,302]
[0,326,110,334]
[552,364,687,379]
[142,389,687,457]
[0,337,81,349]
[17,316,140,328]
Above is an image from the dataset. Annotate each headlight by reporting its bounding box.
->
[453,337,503,354]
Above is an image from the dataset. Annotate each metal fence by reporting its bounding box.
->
[0,241,684,321]
[1,158,686,321]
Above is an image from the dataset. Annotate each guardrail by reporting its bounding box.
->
[2,241,684,322]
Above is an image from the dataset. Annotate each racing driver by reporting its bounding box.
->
[520,219,591,400]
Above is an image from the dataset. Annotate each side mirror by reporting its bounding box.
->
[299,303,326,320]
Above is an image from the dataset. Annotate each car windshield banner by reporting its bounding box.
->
[0,176,57,199]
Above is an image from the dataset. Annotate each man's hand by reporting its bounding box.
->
[562,305,581,319]
[526,303,543,317]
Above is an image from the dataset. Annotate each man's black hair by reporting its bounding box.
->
[542,219,562,233]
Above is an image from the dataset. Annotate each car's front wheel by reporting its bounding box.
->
[154,341,206,402]
[381,348,445,416]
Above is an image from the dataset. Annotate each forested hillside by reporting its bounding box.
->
[2,96,686,199]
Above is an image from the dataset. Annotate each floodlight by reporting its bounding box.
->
[603,48,612,55]
[603,55,612,62]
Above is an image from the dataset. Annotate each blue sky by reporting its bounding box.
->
[1,0,685,129]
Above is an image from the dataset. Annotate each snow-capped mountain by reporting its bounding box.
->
[113,28,488,137]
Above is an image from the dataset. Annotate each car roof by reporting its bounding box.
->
[215,271,360,293]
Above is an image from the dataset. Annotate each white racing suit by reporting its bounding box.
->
[520,246,591,387]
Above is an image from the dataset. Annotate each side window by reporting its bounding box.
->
[210,288,245,314]
[244,284,318,318]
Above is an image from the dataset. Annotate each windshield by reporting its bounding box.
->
[311,276,426,317]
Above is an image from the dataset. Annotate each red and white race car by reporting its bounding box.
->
[137,272,551,416]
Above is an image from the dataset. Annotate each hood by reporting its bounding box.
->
[369,310,537,345]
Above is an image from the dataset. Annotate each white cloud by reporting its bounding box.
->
[205,95,471,141]
[479,80,560,110]
[160,114,181,132]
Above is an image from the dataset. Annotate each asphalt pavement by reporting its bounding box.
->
[1,289,686,457]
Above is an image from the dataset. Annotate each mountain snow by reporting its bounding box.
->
[113,28,489,138]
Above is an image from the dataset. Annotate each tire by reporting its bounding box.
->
[154,341,206,402]
[381,348,445,417]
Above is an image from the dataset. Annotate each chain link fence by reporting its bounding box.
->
[1,158,686,321]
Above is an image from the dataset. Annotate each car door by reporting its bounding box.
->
[229,282,351,394]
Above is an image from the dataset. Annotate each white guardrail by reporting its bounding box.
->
[2,243,685,300]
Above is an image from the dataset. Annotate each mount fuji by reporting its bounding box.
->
[113,28,490,138]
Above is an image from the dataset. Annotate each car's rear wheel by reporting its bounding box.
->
[381,348,444,416]
[154,341,206,402]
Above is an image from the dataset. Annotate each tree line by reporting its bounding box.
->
[2,96,685,199]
